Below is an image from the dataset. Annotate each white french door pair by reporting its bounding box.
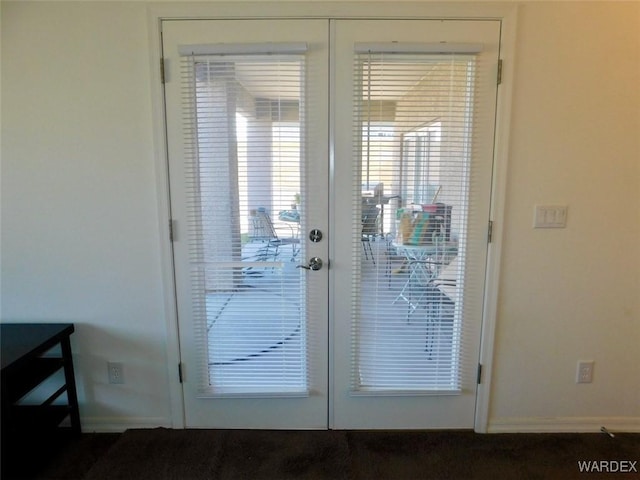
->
[162,18,500,429]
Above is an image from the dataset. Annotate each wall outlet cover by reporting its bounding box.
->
[108,362,125,384]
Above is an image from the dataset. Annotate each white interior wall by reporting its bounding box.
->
[0,2,172,430]
[489,1,640,432]
[1,1,638,432]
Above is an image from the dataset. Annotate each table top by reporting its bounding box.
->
[1,323,74,371]
[392,241,457,255]
[278,210,300,223]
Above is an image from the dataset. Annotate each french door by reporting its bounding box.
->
[162,18,500,429]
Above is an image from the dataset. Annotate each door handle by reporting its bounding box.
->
[297,257,323,271]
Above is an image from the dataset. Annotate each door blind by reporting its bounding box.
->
[180,50,309,396]
[351,49,485,393]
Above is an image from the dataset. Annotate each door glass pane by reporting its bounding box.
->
[352,52,477,392]
[182,54,307,395]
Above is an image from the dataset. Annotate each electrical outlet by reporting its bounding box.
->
[108,362,124,384]
[576,361,594,384]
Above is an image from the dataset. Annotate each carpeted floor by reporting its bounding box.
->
[7,428,640,480]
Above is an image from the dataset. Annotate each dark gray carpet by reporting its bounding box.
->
[13,428,640,480]
[346,430,639,479]
[84,429,349,480]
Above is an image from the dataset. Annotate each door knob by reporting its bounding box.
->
[309,229,323,242]
[297,257,323,271]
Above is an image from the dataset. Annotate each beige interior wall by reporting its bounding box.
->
[0,1,172,429]
[490,1,640,429]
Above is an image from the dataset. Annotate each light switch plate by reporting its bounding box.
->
[534,205,567,228]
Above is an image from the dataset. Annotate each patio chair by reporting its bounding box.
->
[361,201,379,263]
[249,207,300,262]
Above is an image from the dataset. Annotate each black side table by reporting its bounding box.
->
[1,323,81,474]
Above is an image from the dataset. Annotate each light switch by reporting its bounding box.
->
[534,205,568,228]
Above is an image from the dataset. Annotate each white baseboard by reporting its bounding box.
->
[81,416,172,433]
[488,416,640,434]
[80,415,640,434]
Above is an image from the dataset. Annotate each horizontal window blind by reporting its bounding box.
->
[351,50,481,393]
[179,42,308,56]
[181,51,308,396]
[354,42,483,54]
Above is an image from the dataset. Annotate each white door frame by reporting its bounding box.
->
[147,2,518,433]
